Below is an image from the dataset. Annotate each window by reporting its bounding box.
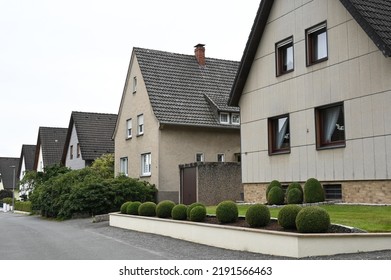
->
[219,112,229,124]
[77,143,81,158]
[196,153,204,162]
[141,153,151,176]
[323,184,342,200]
[231,113,240,125]
[306,22,328,65]
[315,103,345,149]
[276,37,294,76]
[126,119,132,139]
[217,154,225,162]
[70,145,74,159]
[268,115,290,155]
[120,157,128,176]
[132,76,137,93]
[137,114,144,135]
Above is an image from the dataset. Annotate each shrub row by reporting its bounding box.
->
[266,178,325,205]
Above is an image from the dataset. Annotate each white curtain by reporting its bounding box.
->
[323,106,340,143]
[276,117,288,149]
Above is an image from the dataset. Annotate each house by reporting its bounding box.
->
[228,0,391,204]
[33,127,68,172]
[0,157,19,198]
[61,111,117,169]
[17,144,36,197]
[113,45,241,203]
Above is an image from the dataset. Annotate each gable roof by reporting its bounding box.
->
[62,111,117,163]
[34,127,68,169]
[18,144,36,176]
[0,157,19,190]
[133,47,240,128]
[228,0,391,106]
[340,0,391,57]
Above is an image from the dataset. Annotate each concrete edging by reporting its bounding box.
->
[109,212,391,258]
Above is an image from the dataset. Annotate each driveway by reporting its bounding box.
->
[1,212,391,260]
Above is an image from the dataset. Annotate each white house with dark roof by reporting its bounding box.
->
[228,0,391,204]
[61,111,117,169]
[33,127,68,172]
[113,44,241,202]
[17,144,36,197]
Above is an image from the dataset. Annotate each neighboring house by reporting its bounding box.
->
[17,144,36,197]
[0,157,19,198]
[33,127,68,172]
[113,44,241,202]
[61,111,117,169]
[228,0,391,204]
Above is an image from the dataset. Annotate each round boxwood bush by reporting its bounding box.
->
[138,202,157,217]
[120,201,132,214]
[295,206,330,233]
[186,202,206,219]
[286,188,303,204]
[245,204,270,227]
[266,180,282,197]
[156,200,176,218]
[216,200,238,224]
[189,205,206,222]
[126,201,141,215]
[278,204,302,229]
[287,182,303,194]
[171,204,188,220]
[304,178,325,203]
[267,186,285,205]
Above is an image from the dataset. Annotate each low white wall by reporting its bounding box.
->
[109,213,391,258]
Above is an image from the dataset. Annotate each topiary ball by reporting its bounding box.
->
[156,200,176,218]
[189,205,206,222]
[266,180,282,197]
[295,206,331,233]
[138,202,157,217]
[171,204,188,220]
[216,200,238,224]
[267,186,285,205]
[120,201,132,214]
[287,182,303,194]
[304,178,325,203]
[126,201,141,215]
[278,204,302,229]
[245,204,270,227]
[286,188,303,204]
[186,202,205,219]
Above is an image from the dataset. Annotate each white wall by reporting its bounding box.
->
[65,124,86,170]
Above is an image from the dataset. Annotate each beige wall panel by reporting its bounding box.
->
[347,19,359,59]
[304,73,315,108]
[358,55,371,98]
[298,146,308,181]
[351,139,364,179]
[342,142,354,179]
[333,149,344,180]
[290,147,300,181]
[387,136,391,178]
[347,98,362,139]
[290,110,305,147]
[385,92,391,134]
[305,109,316,145]
[372,93,386,136]
[363,137,375,179]
[239,92,251,124]
[306,145,317,178]
[259,151,269,183]
[369,52,384,94]
[360,95,374,138]
[346,58,360,100]
[327,0,349,28]
[313,67,331,107]
[374,137,387,179]
[251,89,263,121]
[268,0,295,23]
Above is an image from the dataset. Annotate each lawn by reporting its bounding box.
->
[206,204,391,233]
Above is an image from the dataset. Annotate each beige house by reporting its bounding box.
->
[113,45,241,202]
[229,0,391,204]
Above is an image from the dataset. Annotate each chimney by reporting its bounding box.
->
[194,44,206,66]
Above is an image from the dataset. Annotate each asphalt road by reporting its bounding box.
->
[1,212,391,260]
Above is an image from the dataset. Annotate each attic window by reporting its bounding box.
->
[220,112,240,125]
[306,22,328,66]
[220,112,229,124]
[231,113,240,125]
[276,36,294,76]
[132,76,137,93]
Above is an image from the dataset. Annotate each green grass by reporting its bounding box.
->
[206,204,391,233]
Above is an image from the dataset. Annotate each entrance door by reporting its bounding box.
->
[180,166,197,205]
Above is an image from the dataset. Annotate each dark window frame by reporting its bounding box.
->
[275,36,294,76]
[306,21,328,66]
[268,114,291,155]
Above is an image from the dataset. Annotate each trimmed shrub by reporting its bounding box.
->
[245,204,270,227]
[296,206,331,233]
[287,182,303,194]
[189,206,206,222]
[3,197,13,205]
[216,200,238,224]
[278,204,302,229]
[266,180,282,197]
[156,200,176,218]
[267,186,285,205]
[286,188,303,204]
[120,201,132,214]
[171,204,188,220]
[14,201,32,212]
[126,201,141,215]
[138,202,156,217]
[303,178,325,203]
[187,202,205,219]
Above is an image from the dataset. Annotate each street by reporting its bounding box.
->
[1,212,391,260]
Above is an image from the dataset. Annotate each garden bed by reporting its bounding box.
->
[109,213,391,258]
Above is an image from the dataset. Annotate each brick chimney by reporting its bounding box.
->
[194,44,206,66]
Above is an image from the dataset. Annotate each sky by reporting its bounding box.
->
[0,0,260,158]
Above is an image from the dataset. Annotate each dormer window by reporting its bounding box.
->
[231,113,240,125]
[220,112,240,125]
[220,112,229,124]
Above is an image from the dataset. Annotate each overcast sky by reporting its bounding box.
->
[0,0,260,158]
